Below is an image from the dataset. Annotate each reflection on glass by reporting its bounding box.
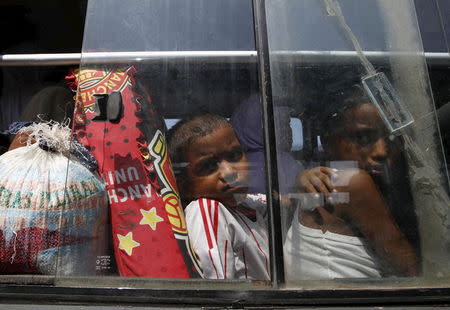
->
[285,85,419,280]
[1,0,268,281]
[0,15,109,273]
[267,0,448,287]
[0,65,113,276]
[167,114,270,280]
[71,66,268,279]
[70,0,267,280]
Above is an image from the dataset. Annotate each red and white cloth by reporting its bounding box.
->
[69,67,201,278]
[185,194,270,280]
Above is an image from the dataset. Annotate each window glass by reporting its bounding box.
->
[63,0,270,283]
[414,0,450,195]
[0,1,86,281]
[266,0,450,287]
[82,0,254,52]
[0,0,85,132]
[266,0,386,52]
[414,0,448,53]
[436,0,450,52]
[3,0,448,296]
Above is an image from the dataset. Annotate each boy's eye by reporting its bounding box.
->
[195,158,219,176]
[350,129,378,147]
[225,147,244,162]
[354,133,373,147]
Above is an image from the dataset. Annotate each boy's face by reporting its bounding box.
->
[181,125,249,207]
[326,103,398,178]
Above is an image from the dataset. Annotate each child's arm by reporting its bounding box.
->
[185,198,233,279]
[334,169,419,276]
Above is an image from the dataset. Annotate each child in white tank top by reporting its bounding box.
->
[286,86,418,280]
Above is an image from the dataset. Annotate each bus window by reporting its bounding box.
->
[1,0,450,306]
[61,0,272,284]
[265,0,450,287]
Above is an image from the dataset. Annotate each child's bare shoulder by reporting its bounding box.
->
[332,168,387,222]
[333,168,377,193]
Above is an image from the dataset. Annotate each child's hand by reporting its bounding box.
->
[297,166,337,194]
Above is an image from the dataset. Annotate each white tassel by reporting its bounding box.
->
[17,120,73,155]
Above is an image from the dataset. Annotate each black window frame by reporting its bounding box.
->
[1,0,450,307]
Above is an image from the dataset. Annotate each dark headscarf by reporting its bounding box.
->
[230,95,303,194]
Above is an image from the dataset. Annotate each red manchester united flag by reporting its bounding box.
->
[68,67,201,278]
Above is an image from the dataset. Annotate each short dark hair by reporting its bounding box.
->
[320,84,371,137]
[167,114,232,174]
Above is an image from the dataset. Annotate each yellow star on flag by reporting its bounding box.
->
[140,207,164,230]
[117,232,140,256]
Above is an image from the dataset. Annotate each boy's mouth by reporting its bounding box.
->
[369,168,383,176]
[223,182,248,193]
[367,164,391,181]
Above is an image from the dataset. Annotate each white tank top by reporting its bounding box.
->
[283,207,382,281]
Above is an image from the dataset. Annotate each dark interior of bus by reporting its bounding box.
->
[1,0,449,163]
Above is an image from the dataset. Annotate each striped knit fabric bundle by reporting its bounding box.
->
[0,123,108,275]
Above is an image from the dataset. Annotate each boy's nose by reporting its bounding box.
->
[219,161,238,184]
[370,138,388,163]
